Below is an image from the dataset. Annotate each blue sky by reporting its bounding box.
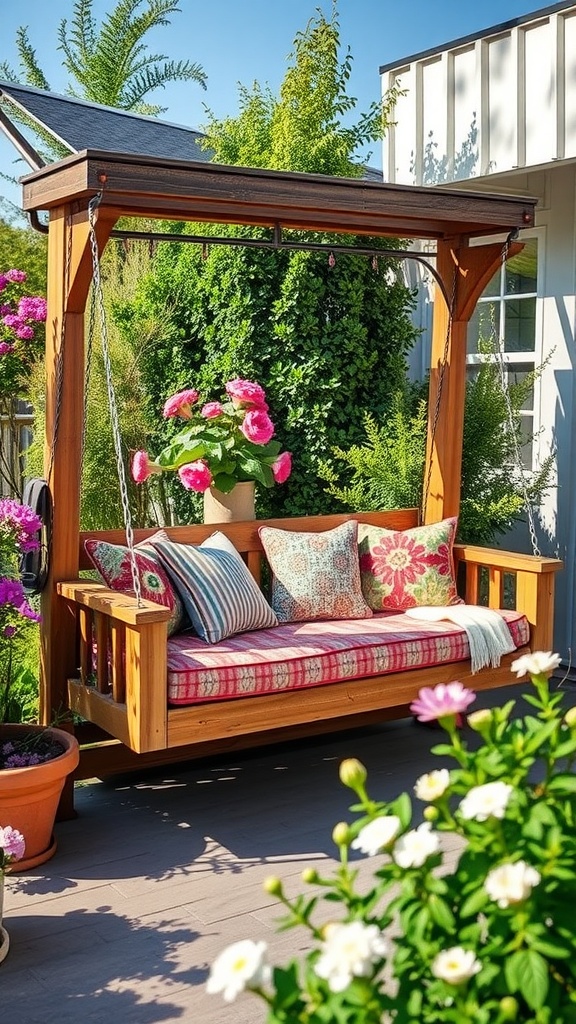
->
[0,0,544,211]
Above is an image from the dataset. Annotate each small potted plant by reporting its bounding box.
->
[207,652,576,1021]
[0,825,25,963]
[131,377,292,521]
[0,498,79,871]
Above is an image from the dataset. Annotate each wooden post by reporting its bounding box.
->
[423,238,524,525]
[39,204,115,726]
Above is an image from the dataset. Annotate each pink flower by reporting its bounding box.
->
[18,295,47,321]
[0,825,26,864]
[162,389,199,419]
[131,450,161,483]
[201,401,224,419]
[16,325,35,340]
[240,409,275,445]
[272,451,292,484]
[410,682,476,722]
[178,460,213,492]
[225,378,267,409]
[0,342,14,356]
[6,269,26,283]
[0,276,7,292]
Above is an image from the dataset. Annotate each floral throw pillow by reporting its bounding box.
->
[357,518,460,612]
[259,520,372,623]
[84,539,185,637]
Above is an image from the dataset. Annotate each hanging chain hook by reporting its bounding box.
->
[87,191,143,604]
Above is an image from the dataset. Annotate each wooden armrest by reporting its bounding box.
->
[57,580,171,626]
[454,545,563,575]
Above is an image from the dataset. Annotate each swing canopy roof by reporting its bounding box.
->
[19,148,537,242]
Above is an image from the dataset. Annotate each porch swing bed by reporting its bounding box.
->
[19,149,562,776]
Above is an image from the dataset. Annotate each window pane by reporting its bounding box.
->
[505,238,538,294]
[467,300,499,354]
[482,272,501,297]
[504,364,534,412]
[503,297,536,351]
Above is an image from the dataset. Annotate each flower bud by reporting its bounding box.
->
[339,758,367,790]
[423,805,439,822]
[332,821,352,848]
[263,875,283,897]
[301,867,319,884]
[499,996,519,1020]
[467,708,492,732]
[564,707,576,729]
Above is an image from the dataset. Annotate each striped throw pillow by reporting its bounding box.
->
[148,531,277,644]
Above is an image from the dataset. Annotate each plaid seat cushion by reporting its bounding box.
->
[166,609,530,705]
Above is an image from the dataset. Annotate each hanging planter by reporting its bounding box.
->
[203,481,256,523]
[0,724,79,872]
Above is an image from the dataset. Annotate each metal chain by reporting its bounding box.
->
[81,283,96,468]
[492,234,541,556]
[46,211,73,488]
[88,192,142,604]
[421,260,458,522]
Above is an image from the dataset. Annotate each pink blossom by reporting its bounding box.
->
[178,460,213,492]
[201,401,224,419]
[0,304,10,316]
[0,342,14,356]
[16,325,35,340]
[225,378,267,409]
[272,451,292,484]
[18,295,47,321]
[131,450,161,483]
[410,682,476,722]
[240,409,275,445]
[0,825,26,863]
[6,269,26,283]
[0,276,7,292]
[162,389,199,419]
[2,313,21,330]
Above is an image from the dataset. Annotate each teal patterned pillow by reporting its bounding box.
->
[259,520,372,623]
[148,531,277,644]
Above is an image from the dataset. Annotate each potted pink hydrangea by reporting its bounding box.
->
[131,377,292,521]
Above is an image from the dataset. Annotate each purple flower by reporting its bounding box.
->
[3,625,16,638]
[410,682,476,723]
[0,275,8,292]
[16,325,35,340]
[0,304,11,315]
[5,269,26,283]
[0,577,41,621]
[2,313,21,330]
[0,825,26,863]
[17,295,47,321]
[0,343,15,356]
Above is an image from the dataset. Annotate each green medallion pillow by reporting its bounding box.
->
[358,517,460,612]
[84,538,185,636]
[259,520,372,623]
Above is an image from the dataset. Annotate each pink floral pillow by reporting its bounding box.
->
[357,518,460,612]
[259,520,372,623]
[84,539,185,636]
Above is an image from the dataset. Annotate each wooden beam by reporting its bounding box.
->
[423,239,526,524]
[39,204,116,725]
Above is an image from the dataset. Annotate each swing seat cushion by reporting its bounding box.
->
[165,607,530,706]
[358,517,461,612]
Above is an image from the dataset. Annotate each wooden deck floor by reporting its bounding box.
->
[0,683,553,1022]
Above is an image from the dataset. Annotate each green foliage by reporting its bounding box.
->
[122,5,417,522]
[0,619,39,723]
[26,241,163,529]
[207,658,576,1022]
[0,220,47,297]
[324,355,553,545]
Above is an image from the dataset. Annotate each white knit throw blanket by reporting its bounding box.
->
[405,604,516,674]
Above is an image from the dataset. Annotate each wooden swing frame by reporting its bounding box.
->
[17,149,562,786]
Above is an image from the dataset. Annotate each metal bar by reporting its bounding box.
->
[110,226,450,305]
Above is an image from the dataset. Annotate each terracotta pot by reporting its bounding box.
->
[203,481,256,523]
[0,725,79,873]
